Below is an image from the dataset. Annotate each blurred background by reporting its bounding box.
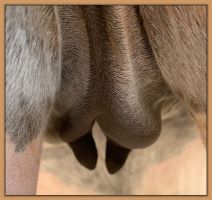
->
[37,106,206,195]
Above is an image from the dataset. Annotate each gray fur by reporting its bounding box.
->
[6,6,61,152]
[140,6,207,113]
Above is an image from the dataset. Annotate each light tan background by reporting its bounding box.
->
[37,109,206,195]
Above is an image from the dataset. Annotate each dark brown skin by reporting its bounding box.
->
[46,5,167,173]
[46,6,206,173]
[69,132,98,170]
[6,5,206,194]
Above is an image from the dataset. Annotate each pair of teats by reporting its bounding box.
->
[48,6,168,173]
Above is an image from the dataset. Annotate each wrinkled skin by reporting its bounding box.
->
[45,6,168,173]
[6,6,206,194]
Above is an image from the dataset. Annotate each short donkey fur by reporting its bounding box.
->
[6,6,206,174]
